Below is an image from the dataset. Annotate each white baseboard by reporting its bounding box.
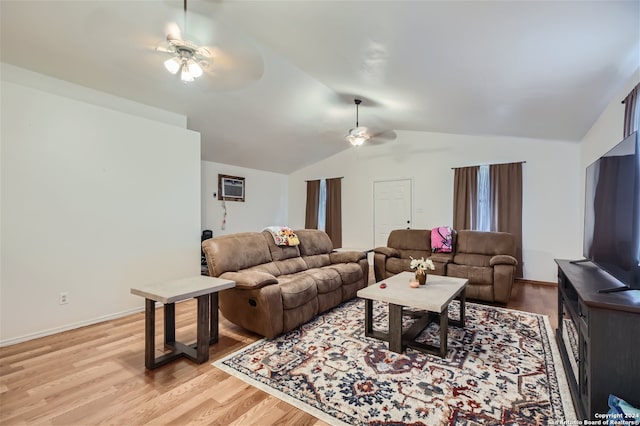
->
[0,306,147,347]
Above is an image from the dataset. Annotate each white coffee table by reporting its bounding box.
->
[357,271,467,358]
[131,275,235,369]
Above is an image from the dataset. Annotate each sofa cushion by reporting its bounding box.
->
[261,230,301,261]
[306,267,341,294]
[283,298,318,333]
[456,230,516,256]
[302,254,331,269]
[388,229,431,252]
[328,263,362,284]
[453,253,491,267]
[274,257,308,275]
[447,264,493,285]
[277,274,318,309]
[296,229,334,255]
[202,232,272,276]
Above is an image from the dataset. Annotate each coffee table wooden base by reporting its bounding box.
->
[364,289,466,358]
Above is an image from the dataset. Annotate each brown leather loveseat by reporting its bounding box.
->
[202,229,368,338]
[374,229,517,304]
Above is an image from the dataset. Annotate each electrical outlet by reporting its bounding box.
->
[59,292,69,305]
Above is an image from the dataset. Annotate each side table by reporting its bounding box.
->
[131,275,235,369]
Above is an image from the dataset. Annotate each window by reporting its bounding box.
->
[318,179,327,231]
[476,165,490,231]
[305,177,342,248]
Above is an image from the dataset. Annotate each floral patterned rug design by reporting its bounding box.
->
[214,298,575,425]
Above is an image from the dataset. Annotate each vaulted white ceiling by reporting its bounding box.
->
[1,0,638,173]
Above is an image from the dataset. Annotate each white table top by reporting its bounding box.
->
[131,275,235,304]
[357,271,467,312]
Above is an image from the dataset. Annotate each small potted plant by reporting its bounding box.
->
[410,257,435,285]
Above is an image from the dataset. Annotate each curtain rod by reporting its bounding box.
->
[305,177,344,182]
[451,161,526,170]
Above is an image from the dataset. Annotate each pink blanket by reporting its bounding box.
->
[431,226,454,253]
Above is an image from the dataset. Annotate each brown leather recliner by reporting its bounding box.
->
[202,229,368,338]
[373,229,450,281]
[373,229,517,304]
[442,230,517,304]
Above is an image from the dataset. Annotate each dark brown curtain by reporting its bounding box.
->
[305,180,320,229]
[453,166,479,231]
[490,162,523,277]
[623,83,639,137]
[325,178,342,248]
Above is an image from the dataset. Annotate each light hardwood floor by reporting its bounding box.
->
[0,279,556,425]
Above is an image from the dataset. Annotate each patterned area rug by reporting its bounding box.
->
[214,298,576,425]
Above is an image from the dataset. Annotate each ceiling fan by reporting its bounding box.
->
[158,33,211,82]
[345,98,396,146]
[346,99,370,146]
[155,0,263,87]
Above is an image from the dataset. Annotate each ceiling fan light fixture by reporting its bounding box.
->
[164,57,181,74]
[347,134,367,146]
[180,62,195,82]
[162,35,207,83]
[187,60,203,78]
[346,126,370,146]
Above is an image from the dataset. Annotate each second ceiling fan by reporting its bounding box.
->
[346,99,370,146]
[345,98,396,146]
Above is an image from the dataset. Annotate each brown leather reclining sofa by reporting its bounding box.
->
[374,229,517,304]
[202,229,368,338]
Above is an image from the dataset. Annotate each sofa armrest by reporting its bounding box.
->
[428,253,453,276]
[490,255,518,266]
[493,264,516,304]
[373,246,400,258]
[219,271,278,290]
[330,251,366,264]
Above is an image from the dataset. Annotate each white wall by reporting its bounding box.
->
[288,131,581,283]
[201,161,288,235]
[1,66,201,345]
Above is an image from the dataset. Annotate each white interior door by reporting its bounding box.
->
[373,179,412,248]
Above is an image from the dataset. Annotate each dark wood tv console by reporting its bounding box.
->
[555,260,640,420]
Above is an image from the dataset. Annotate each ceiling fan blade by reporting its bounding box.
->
[195,46,213,58]
[165,21,183,41]
[370,129,397,141]
[331,93,384,108]
[156,44,175,54]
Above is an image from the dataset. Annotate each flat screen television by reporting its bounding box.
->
[581,131,640,292]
